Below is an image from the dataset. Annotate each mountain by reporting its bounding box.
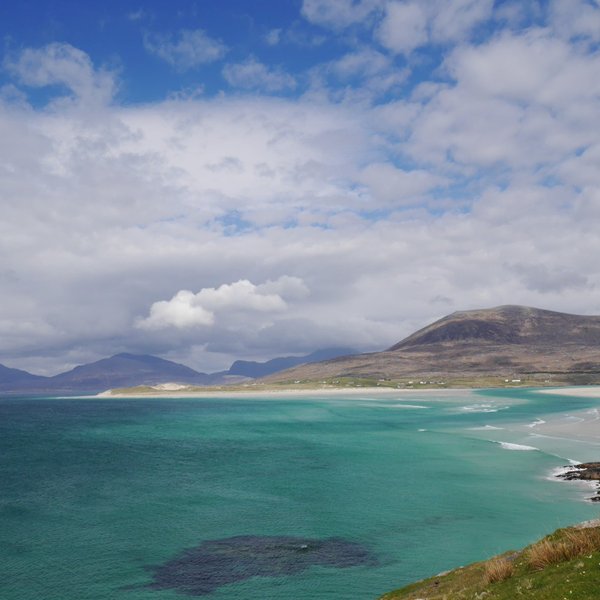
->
[262,306,600,386]
[47,353,211,392]
[390,305,600,349]
[0,353,212,394]
[0,348,356,394]
[228,348,355,378]
[0,363,47,390]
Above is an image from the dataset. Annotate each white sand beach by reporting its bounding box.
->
[98,386,471,400]
[537,387,600,398]
[521,388,600,445]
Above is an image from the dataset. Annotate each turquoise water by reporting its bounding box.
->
[1,389,599,599]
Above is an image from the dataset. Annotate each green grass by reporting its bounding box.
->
[380,524,600,600]
[108,375,565,396]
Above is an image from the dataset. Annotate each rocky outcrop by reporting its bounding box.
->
[557,462,600,501]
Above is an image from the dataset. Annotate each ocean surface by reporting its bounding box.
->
[1,388,600,600]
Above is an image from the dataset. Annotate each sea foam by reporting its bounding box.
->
[497,441,539,451]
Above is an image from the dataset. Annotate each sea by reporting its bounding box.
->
[1,388,599,600]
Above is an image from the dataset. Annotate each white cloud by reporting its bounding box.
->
[144,29,227,71]
[376,0,494,55]
[376,2,428,55]
[402,29,600,171]
[136,290,215,329]
[429,0,494,44]
[222,58,296,92]
[4,43,116,105]
[549,0,600,43]
[264,28,282,46]
[136,277,306,330]
[301,0,384,29]
[358,163,447,205]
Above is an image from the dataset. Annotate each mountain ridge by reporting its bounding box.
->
[0,348,355,394]
[390,305,600,350]
[262,305,600,386]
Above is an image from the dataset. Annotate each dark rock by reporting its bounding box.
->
[145,535,376,596]
[557,463,600,502]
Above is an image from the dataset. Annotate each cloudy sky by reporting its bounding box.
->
[1,0,600,375]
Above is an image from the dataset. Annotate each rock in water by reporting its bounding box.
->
[557,462,600,501]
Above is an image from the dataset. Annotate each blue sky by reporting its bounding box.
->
[1,0,600,374]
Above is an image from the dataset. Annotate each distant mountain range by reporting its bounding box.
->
[228,348,353,378]
[263,305,600,386]
[5,305,600,394]
[0,348,355,395]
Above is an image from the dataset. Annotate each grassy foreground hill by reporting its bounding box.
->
[380,522,600,600]
[263,305,600,387]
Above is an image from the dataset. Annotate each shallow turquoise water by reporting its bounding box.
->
[1,389,599,599]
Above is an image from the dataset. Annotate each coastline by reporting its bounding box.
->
[523,388,600,445]
[536,386,600,398]
[97,386,473,399]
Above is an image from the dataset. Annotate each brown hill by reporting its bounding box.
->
[262,306,600,386]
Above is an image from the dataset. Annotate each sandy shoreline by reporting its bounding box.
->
[536,386,600,398]
[502,387,600,448]
[98,386,473,400]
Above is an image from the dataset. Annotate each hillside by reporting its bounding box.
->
[228,348,355,378]
[47,353,212,392]
[262,306,600,387]
[0,363,47,390]
[380,521,600,600]
[0,348,355,394]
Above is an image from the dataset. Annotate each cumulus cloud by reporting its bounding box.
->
[358,163,447,205]
[404,29,600,170]
[376,0,494,55]
[4,42,116,105]
[144,29,227,70]
[136,290,215,329]
[549,0,600,43]
[136,277,308,330]
[222,58,296,92]
[376,2,428,55]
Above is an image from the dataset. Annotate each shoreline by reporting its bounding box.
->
[536,386,600,398]
[97,386,474,399]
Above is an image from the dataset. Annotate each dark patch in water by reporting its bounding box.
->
[146,535,376,596]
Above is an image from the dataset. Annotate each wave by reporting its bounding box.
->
[461,404,509,413]
[469,425,504,430]
[527,419,546,428]
[549,464,599,499]
[496,441,539,451]
[358,403,429,409]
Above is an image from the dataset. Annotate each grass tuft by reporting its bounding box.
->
[527,527,600,570]
[483,556,514,584]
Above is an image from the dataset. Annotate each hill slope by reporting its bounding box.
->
[228,348,355,378]
[0,363,47,390]
[263,306,600,386]
[47,353,211,392]
[380,522,600,600]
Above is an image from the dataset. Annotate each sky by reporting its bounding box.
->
[1,0,600,375]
